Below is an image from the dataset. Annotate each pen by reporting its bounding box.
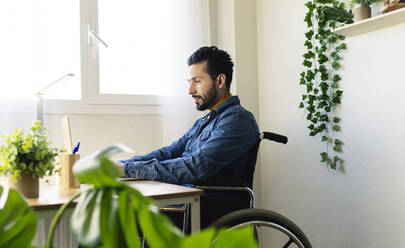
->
[72,141,80,154]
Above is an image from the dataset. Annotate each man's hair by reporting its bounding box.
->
[187,46,234,91]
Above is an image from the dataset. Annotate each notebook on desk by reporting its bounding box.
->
[118,177,143,181]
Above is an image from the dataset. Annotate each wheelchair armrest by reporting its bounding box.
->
[195,186,255,208]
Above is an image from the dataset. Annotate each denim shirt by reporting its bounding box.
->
[121,96,259,185]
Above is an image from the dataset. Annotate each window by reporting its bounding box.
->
[2,0,207,108]
[85,0,169,105]
[0,0,81,100]
[1,0,170,105]
[98,0,169,96]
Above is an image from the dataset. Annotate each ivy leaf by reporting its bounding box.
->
[306,70,315,81]
[304,40,313,49]
[303,60,312,68]
[333,125,340,131]
[332,75,341,83]
[308,124,315,130]
[332,61,340,70]
[306,105,315,113]
[334,156,340,163]
[299,102,304,108]
[328,35,338,43]
[331,82,338,89]
[305,30,314,40]
[320,114,329,122]
[319,65,327,74]
[305,12,313,27]
[320,152,329,163]
[331,51,340,61]
[320,82,329,91]
[306,82,313,92]
[305,1,315,12]
[318,54,329,64]
[333,117,340,123]
[322,136,328,142]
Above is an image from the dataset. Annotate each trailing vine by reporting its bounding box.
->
[300,0,353,169]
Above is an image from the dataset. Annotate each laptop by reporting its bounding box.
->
[61,115,73,154]
[61,115,142,181]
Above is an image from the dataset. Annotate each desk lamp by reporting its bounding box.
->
[36,73,75,125]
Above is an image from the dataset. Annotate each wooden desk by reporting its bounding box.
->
[29,181,203,247]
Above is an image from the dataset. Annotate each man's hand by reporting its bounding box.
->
[113,161,125,177]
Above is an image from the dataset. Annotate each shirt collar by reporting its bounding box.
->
[211,95,239,116]
[209,93,233,111]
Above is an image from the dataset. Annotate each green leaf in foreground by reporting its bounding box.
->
[214,226,258,248]
[0,186,37,248]
[181,229,216,248]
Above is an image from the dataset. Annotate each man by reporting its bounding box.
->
[116,46,259,186]
[116,46,259,227]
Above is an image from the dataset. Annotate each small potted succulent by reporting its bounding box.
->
[0,121,62,198]
[351,0,383,21]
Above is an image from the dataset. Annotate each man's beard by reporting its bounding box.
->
[194,86,218,111]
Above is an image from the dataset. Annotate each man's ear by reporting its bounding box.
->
[216,74,227,89]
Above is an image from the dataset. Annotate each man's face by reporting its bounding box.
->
[188,61,219,111]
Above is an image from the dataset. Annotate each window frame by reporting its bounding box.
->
[83,0,162,106]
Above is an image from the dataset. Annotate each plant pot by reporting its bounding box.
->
[9,174,39,198]
[354,6,371,22]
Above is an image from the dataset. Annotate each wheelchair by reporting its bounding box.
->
[162,132,312,247]
[199,132,312,247]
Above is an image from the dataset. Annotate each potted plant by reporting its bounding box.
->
[351,0,382,21]
[0,121,62,198]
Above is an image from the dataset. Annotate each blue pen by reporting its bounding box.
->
[72,141,80,154]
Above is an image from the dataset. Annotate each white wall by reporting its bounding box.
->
[256,0,405,247]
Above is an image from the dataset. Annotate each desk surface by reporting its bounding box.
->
[28,180,203,211]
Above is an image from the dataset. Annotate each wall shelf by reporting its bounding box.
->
[333,7,405,37]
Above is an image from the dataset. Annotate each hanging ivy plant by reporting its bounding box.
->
[300,0,353,169]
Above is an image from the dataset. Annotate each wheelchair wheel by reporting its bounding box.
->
[210,208,312,248]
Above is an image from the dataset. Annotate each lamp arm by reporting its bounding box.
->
[36,73,75,96]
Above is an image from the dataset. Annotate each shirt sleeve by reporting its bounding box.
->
[123,111,259,184]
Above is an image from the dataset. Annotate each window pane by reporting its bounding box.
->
[0,0,81,100]
[98,0,169,96]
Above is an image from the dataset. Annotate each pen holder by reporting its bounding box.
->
[58,153,81,189]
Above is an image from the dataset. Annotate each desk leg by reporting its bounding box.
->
[190,196,201,233]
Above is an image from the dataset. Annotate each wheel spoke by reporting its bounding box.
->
[282,238,293,248]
